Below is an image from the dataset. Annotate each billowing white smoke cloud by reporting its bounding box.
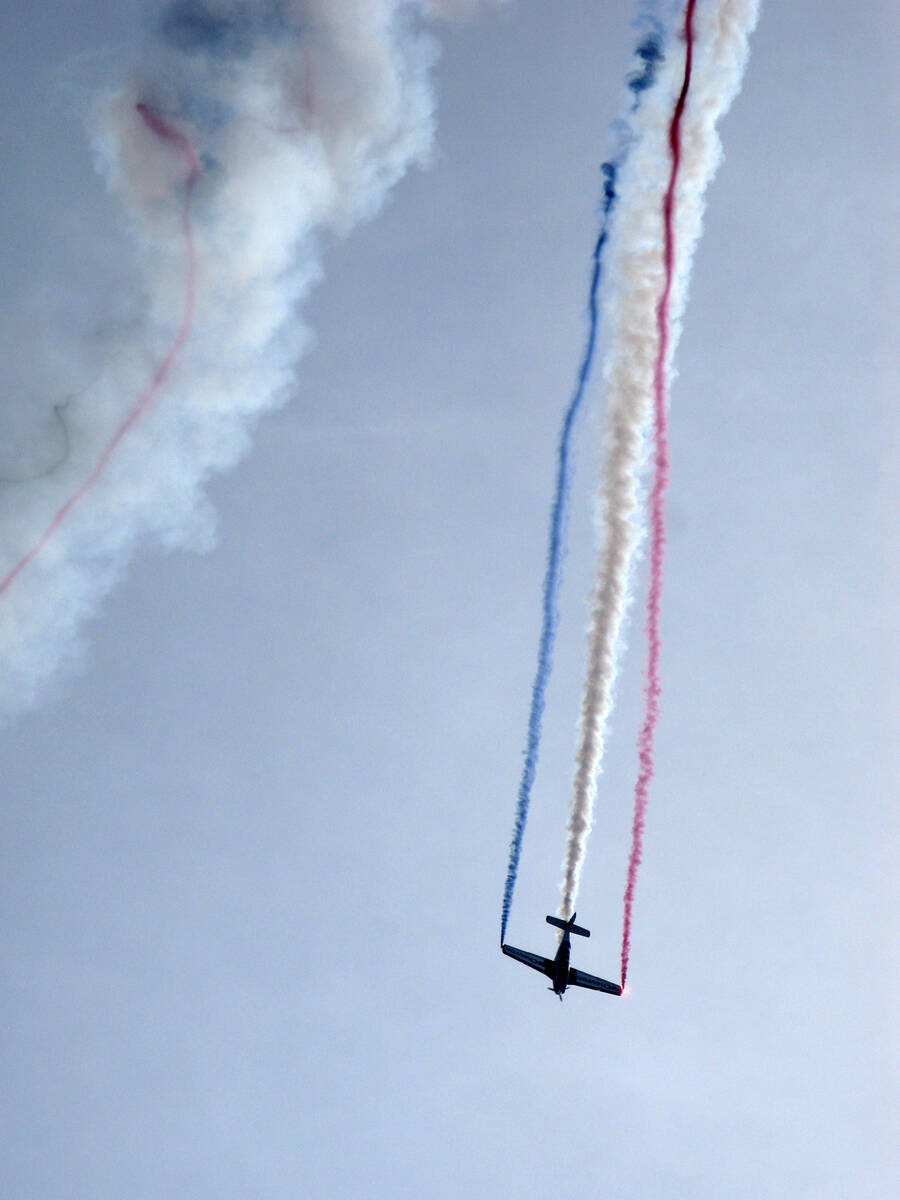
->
[561,0,761,918]
[0,0,489,717]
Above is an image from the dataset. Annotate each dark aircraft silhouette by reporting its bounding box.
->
[502,913,622,999]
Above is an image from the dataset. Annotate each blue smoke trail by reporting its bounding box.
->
[500,23,663,946]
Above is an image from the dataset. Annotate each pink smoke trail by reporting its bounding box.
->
[620,0,697,991]
[0,103,200,600]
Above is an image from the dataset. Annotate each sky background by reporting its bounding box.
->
[1,2,897,1197]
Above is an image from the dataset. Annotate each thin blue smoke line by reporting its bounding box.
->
[500,25,663,947]
[500,172,615,947]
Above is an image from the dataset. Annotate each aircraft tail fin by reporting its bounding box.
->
[546,914,590,938]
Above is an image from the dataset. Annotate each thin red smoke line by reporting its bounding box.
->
[620,0,696,990]
[0,103,200,601]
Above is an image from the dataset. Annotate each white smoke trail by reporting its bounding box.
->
[561,0,760,918]
[0,0,490,718]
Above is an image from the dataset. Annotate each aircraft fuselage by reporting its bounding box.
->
[552,933,572,995]
[501,912,622,999]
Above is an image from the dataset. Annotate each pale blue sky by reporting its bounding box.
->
[1,2,896,1197]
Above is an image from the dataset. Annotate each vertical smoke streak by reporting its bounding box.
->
[620,0,696,989]
[561,20,686,922]
[500,169,613,947]
[561,0,760,926]
[500,16,664,945]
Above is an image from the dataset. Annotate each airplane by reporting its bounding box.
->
[501,913,622,999]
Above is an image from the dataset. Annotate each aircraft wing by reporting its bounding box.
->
[568,967,622,996]
[501,944,552,978]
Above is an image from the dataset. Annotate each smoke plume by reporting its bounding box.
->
[0,0,488,716]
[561,0,761,923]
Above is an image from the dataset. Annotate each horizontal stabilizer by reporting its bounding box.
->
[546,914,590,938]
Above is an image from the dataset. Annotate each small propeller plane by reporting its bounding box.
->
[502,913,622,999]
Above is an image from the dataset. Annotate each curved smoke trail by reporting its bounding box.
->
[0,0,491,718]
[0,104,200,603]
[500,16,665,945]
[560,0,761,945]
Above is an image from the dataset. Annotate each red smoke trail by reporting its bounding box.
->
[620,0,696,990]
[0,104,200,600]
